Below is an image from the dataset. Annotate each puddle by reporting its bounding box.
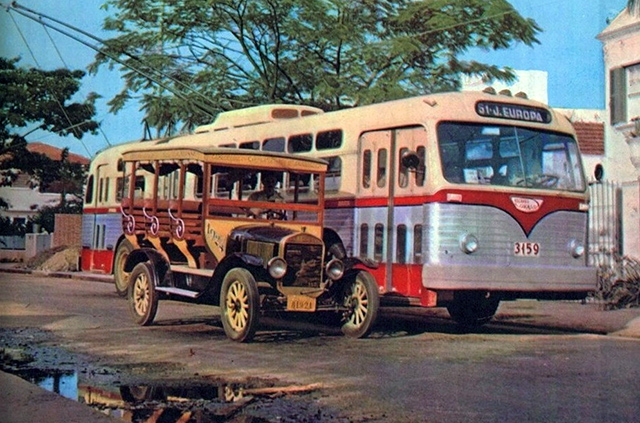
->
[0,343,335,422]
[2,362,325,422]
[8,366,288,422]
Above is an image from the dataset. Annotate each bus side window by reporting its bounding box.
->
[398,147,409,188]
[288,134,312,153]
[413,224,423,264]
[360,223,369,257]
[323,156,342,191]
[374,223,384,261]
[362,149,372,188]
[316,129,342,150]
[98,178,104,203]
[104,177,110,203]
[85,175,94,204]
[239,141,259,150]
[396,224,407,264]
[416,146,426,187]
[116,177,124,201]
[263,137,285,152]
[377,149,387,188]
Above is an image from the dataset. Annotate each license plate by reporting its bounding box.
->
[287,295,316,312]
[514,242,540,257]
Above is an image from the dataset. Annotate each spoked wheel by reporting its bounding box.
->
[220,268,260,342]
[128,262,159,326]
[114,240,133,297]
[340,271,379,338]
[446,290,500,328]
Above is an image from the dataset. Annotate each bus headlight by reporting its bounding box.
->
[569,240,585,258]
[267,257,288,279]
[325,258,345,281]
[459,233,479,254]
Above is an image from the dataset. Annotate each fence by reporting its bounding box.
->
[0,235,26,250]
[588,179,623,268]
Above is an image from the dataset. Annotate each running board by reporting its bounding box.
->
[156,286,200,298]
[169,265,214,277]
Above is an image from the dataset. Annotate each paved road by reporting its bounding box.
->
[1,271,640,423]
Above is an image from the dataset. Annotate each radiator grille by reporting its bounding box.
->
[283,243,323,287]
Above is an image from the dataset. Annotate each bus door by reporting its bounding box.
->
[88,163,110,272]
[358,127,427,298]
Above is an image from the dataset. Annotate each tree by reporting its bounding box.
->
[92,0,541,133]
[1,57,97,233]
[0,57,98,191]
[629,0,640,15]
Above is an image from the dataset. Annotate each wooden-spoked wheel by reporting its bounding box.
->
[340,271,379,338]
[114,240,133,297]
[220,268,260,342]
[128,262,159,326]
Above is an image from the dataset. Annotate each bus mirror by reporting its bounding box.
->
[594,164,604,182]
[401,151,421,170]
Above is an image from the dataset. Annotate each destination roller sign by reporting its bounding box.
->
[475,101,552,124]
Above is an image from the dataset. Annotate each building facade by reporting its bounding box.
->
[598,9,640,259]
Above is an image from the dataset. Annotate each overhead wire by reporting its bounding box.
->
[7,9,92,157]
[41,22,111,150]
[7,1,222,118]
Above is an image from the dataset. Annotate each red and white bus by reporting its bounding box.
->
[83,90,596,326]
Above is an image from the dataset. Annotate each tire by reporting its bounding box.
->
[114,240,133,297]
[446,291,500,328]
[128,262,159,326]
[220,268,260,342]
[340,271,380,338]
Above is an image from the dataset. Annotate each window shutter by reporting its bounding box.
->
[610,67,627,125]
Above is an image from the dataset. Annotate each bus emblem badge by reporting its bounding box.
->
[511,197,543,213]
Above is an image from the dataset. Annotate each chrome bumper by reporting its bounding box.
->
[423,263,597,292]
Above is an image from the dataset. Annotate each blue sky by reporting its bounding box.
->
[0,0,630,158]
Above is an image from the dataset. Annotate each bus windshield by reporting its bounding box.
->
[438,122,586,192]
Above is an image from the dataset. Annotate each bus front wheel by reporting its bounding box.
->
[446,291,500,328]
[220,268,260,342]
[114,240,133,297]
[128,262,159,326]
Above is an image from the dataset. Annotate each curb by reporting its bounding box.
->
[0,266,113,283]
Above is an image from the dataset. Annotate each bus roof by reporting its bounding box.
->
[121,145,328,173]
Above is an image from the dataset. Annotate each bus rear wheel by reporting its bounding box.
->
[220,268,260,342]
[114,240,133,297]
[128,262,158,326]
[446,291,500,328]
[340,271,379,338]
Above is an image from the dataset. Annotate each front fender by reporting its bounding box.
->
[123,248,169,282]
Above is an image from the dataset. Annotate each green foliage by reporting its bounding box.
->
[0,57,94,199]
[93,0,540,132]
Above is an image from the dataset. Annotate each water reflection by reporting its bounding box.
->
[22,369,259,423]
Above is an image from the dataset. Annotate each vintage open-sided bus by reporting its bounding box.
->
[83,90,596,328]
[111,145,378,341]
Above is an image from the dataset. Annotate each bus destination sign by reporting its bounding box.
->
[476,101,552,124]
